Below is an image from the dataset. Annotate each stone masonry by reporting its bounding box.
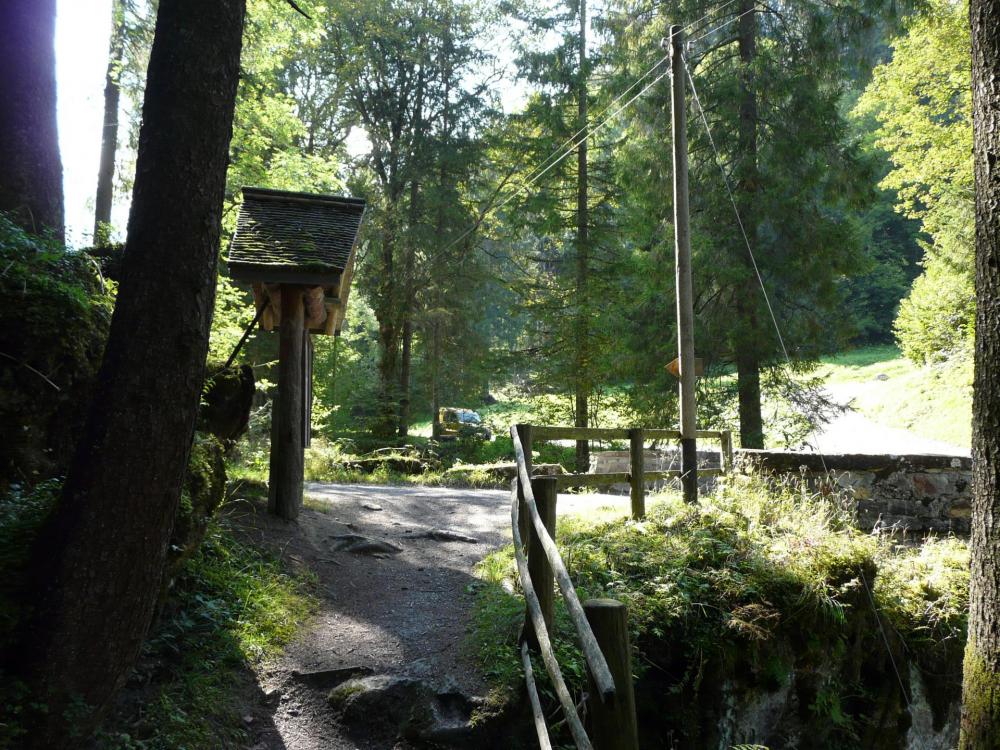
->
[736,449,972,535]
[590,448,972,535]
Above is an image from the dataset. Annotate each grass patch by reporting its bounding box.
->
[228,435,579,491]
[818,346,972,448]
[95,516,317,749]
[471,475,969,746]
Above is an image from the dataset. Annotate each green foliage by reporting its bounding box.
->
[0,479,62,653]
[95,520,316,749]
[894,254,975,363]
[207,275,256,365]
[876,536,968,649]
[0,215,114,487]
[311,295,381,436]
[473,477,969,746]
[855,0,974,363]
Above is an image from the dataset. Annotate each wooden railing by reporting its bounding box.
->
[511,422,734,748]
[511,426,637,750]
[517,423,734,519]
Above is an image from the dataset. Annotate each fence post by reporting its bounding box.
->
[584,599,639,750]
[525,475,556,650]
[515,424,534,545]
[720,429,734,474]
[628,428,645,519]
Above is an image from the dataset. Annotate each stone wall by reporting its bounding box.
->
[590,448,972,534]
[736,449,972,535]
[591,448,723,494]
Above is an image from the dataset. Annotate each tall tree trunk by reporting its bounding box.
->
[94,1,126,244]
[574,0,590,473]
[398,313,414,436]
[960,0,1000,744]
[397,61,426,438]
[734,0,764,449]
[0,0,64,241]
[430,317,441,436]
[11,0,245,743]
[375,218,400,437]
[398,182,421,438]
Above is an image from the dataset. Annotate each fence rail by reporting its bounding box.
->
[511,422,734,748]
[520,423,733,519]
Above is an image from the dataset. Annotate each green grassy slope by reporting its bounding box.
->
[817,346,972,449]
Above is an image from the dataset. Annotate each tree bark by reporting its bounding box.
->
[10,0,245,743]
[574,0,591,474]
[397,60,426,439]
[375,218,401,437]
[430,317,442,436]
[960,0,1000,744]
[398,313,414,436]
[734,0,764,449]
[94,1,126,244]
[0,0,64,241]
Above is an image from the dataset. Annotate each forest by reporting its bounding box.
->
[0,0,998,747]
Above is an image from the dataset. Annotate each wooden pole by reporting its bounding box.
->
[628,428,645,519]
[574,0,591,477]
[302,330,313,448]
[516,423,534,546]
[524,475,556,650]
[584,599,639,750]
[269,284,305,520]
[671,25,698,504]
[721,429,734,474]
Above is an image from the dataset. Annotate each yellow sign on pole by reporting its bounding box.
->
[666,357,704,379]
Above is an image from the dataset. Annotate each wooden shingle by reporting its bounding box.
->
[227,187,366,285]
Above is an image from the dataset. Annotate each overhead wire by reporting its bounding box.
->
[439,0,749,257]
[682,51,913,712]
[509,0,743,197]
[438,59,673,256]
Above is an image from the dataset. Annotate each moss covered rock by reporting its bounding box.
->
[163,433,228,591]
[0,217,113,490]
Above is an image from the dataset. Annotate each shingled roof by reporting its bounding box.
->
[227,187,366,285]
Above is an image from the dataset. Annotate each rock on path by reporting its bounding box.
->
[243,483,512,750]
[228,482,640,749]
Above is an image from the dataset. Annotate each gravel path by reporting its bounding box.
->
[230,483,629,750]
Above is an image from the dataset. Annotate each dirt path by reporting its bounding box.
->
[228,482,629,749]
[813,384,969,456]
[232,483,513,750]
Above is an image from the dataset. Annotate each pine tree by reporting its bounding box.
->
[0,0,63,241]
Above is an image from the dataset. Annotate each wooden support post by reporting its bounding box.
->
[721,429,734,474]
[584,599,639,750]
[269,284,305,520]
[524,475,556,650]
[628,428,646,519]
[302,331,312,448]
[671,25,698,504]
[516,423,534,547]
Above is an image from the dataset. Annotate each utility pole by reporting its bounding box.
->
[574,0,591,475]
[670,25,698,503]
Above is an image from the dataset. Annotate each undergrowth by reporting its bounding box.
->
[229,432,578,489]
[471,474,969,747]
[94,519,316,749]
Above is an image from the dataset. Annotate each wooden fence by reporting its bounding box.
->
[517,423,734,519]
[511,423,733,748]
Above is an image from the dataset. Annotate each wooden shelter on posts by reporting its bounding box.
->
[228,187,366,520]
